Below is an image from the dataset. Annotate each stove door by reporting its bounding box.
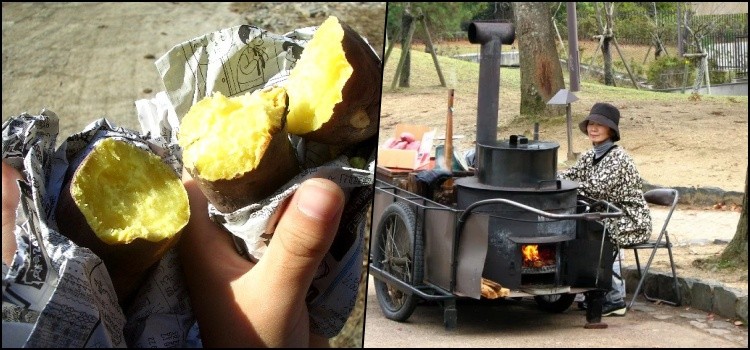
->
[481,215,523,289]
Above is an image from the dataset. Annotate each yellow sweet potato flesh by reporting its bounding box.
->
[285,16,353,135]
[179,87,288,181]
[70,138,189,245]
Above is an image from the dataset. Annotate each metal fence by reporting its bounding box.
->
[566,10,747,91]
[400,5,747,92]
[705,34,747,80]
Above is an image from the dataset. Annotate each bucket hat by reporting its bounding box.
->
[579,102,620,142]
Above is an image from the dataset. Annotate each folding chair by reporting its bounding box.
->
[621,188,681,309]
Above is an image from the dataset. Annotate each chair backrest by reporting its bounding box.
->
[643,188,679,237]
[644,188,678,207]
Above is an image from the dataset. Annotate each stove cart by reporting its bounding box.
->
[369,21,623,330]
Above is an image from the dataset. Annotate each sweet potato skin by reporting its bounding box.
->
[295,21,382,145]
[54,139,187,307]
[56,173,182,307]
[186,124,300,213]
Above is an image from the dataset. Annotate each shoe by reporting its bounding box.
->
[601,300,627,316]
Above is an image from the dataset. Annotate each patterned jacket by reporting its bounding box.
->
[558,146,652,246]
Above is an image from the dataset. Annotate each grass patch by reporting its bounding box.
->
[692,256,749,272]
[384,46,747,107]
[384,47,486,91]
[509,112,569,128]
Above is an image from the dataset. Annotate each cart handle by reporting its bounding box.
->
[457,197,623,227]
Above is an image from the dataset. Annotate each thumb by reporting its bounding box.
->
[254,178,345,300]
[2,161,22,266]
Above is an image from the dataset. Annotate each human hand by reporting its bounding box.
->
[179,172,345,347]
[2,161,23,266]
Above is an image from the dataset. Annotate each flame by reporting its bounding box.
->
[522,244,540,263]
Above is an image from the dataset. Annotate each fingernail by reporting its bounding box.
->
[296,179,344,221]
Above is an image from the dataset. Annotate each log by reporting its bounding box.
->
[481,278,510,299]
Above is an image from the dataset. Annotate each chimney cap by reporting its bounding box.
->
[547,89,579,105]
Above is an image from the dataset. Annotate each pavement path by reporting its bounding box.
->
[651,207,740,246]
[362,274,748,348]
[363,206,747,348]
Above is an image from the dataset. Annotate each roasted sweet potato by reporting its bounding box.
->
[55,137,190,306]
[285,16,381,145]
[178,86,300,213]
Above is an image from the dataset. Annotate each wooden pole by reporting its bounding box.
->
[417,9,446,87]
[612,35,640,90]
[588,35,604,77]
[703,55,711,94]
[642,44,653,65]
[445,89,454,171]
[384,30,396,65]
[391,18,416,91]
[567,2,581,92]
[566,104,575,161]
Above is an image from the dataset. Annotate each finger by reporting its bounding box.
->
[179,173,271,347]
[2,161,22,266]
[254,178,345,300]
[178,176,252,280]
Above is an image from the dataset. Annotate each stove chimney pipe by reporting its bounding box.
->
[467,22,515,146]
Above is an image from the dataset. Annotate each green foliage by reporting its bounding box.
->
[631,58,645,77]
[386,2,489,41]
[556,3,680,46]
[707,58,737,84]
[647,56,696,89]
[616,13,655,44]
[471,2,514,23]
[613,57,646,78]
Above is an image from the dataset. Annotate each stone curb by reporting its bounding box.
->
[643,182,745,207]
[623,267,748,324]
[634,182,746,323]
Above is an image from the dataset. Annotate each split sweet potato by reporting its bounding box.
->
[55,137,190,306]
[285,16,382,145]
[177,16,381,214]
[178,86,300,213]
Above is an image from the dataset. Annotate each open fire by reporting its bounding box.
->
[521,244,556,270]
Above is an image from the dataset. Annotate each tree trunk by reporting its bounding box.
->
[601,2,615,86]
[720,166,748,266]
[512,2,565,118]
[602,36,614,85]
[399,9,413,88]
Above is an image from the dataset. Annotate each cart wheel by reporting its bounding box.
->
[534,293,576,313]
[372,201,423,322]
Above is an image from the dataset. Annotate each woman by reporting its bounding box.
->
[558,102,652,317]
